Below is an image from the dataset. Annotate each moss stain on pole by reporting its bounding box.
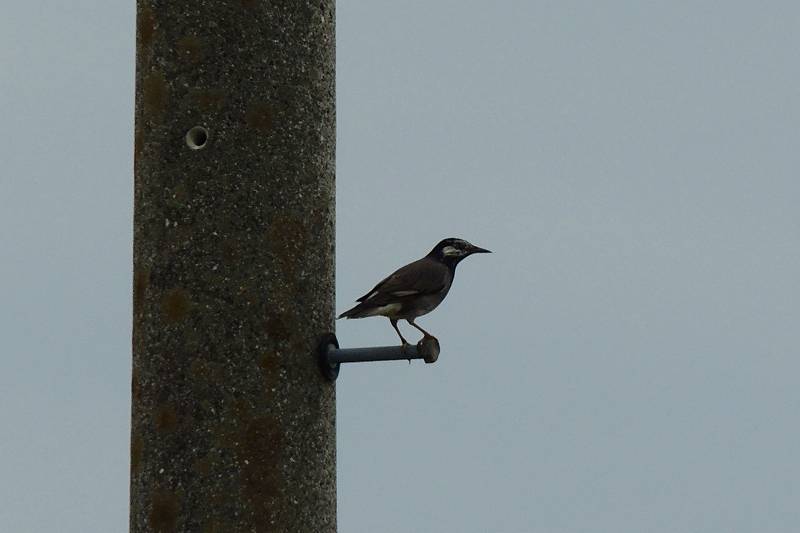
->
[130,1,336,531]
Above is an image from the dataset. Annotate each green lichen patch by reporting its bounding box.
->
[161,287,191,323]
[142,71,168,124]
[131,435,144,475]
[177,35,203,64]
[133,267,150,315]
[154,403,179,433]
[149,490,180,532]
[189,88,225,112]
[239,415,284,522]
[245,101,273,131]
[137,6,156,52]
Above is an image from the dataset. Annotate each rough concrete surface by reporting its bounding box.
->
[131,1,336,531]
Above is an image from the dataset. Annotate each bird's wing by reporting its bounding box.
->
[356,258,447,302]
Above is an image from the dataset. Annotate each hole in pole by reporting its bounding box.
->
[185,126,209,150]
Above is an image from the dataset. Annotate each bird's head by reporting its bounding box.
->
[428,238,491,265]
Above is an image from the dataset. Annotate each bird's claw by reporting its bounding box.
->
[419,334,439,349]
[400,341,412,363]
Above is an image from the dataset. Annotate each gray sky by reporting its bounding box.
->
[2,1,800,532]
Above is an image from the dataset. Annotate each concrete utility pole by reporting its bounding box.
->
[130,2,336,531]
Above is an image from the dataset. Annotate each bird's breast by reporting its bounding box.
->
[399,291,448,319]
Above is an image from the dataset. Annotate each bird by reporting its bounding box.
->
[338,238,491,347]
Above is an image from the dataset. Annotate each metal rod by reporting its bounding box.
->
[329,344,427,363]
[317,334,440,381]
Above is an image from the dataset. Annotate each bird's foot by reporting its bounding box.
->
[419,334,439,347]
[400,341,413,363]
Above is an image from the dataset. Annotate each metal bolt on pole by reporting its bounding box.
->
[130,1,336,531]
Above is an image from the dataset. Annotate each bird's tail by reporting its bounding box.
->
[337,302,369,319]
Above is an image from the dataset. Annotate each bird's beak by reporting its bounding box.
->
[469,244,492,254]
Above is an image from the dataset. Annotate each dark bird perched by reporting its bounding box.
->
[338,238,491,346]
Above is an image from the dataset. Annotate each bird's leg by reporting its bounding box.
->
[407,319,436,340]
[391,319,413,363]
[390,319,411,352]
